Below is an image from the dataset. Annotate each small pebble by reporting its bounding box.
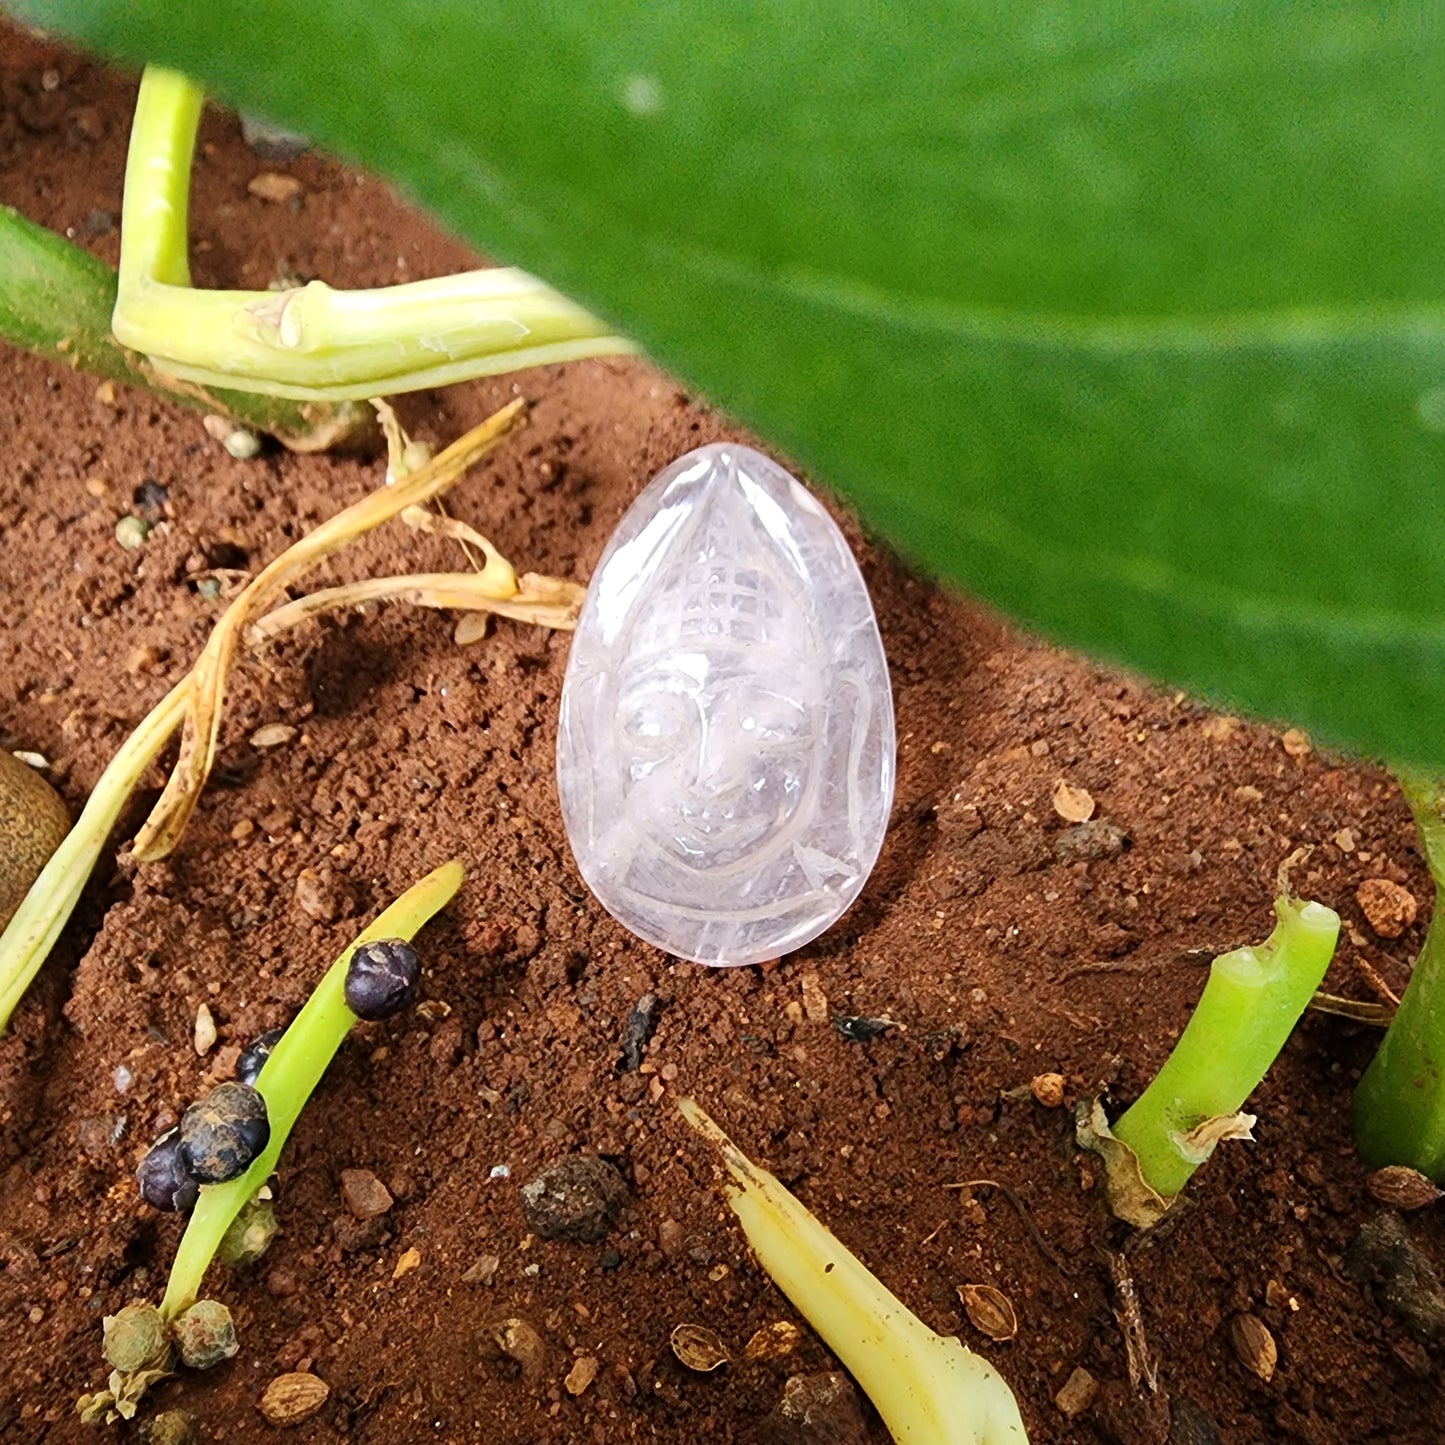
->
[1168,1397,1223,1445]
[340,1168,394,1220]
[618,991,661,1071]
[131,478,169,521]
[462,1254,500,1285]
[519,1155,628,1243]
[294,868,343,923]
[247,172,305,204]
[800,972,828,1024]
[193,1003,217,1056]
[1281,727,1312,758]
[564,1355,599,1396]
[1030,1072,1066,1108]
[222,427,262,460]
[1343,1212,1445,1339]
[1052,780,1095,823]
[241,114,311,161]
[1053,818,1128,864]
[832,1015,896,1043]
[1356,878,1418,939]
[1054,1366,1098,1418]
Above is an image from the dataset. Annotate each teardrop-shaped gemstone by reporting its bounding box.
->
[557,443,895,966]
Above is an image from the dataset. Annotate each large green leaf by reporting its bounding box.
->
[13,2,1445,761]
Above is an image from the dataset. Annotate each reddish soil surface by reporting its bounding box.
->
[2,28,1442,1445]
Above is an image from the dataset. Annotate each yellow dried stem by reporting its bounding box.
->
[132,399,525,860]
[247,571,583,641]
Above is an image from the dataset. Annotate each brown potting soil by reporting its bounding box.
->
[1,27,1442,1445]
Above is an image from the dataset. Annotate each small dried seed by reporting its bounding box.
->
[102,1300,167,1373]
[249,723,297,750]
[259,1371,329,1426]
[743,1320,802,1361]
[670,1322,731,1372]
[1366,1165,1444,1211]
[171,1298,239,1369]
[1030,1072,1066,1108]
[958,1283,1018,1342]
[1229,1313,1277,1381]
[115,515,151,550]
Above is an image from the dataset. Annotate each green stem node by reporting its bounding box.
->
[116,69,631,402]
[1113,895,1339,1200]
[0,205,368,449]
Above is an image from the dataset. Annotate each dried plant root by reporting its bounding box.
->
[248,570,582,641]
[133,399,525,860]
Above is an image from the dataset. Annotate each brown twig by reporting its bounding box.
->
[1100,1247,1160,1393]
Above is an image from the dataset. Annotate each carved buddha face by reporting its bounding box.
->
[557,443,895,966]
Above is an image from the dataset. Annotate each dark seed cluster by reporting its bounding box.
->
[136,938,426,1215]
[137,1072,272,1213]
[344,938,420,1020]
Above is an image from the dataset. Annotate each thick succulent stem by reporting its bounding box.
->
[1112,894,1339,1199]
[114,68,632,402]
[1354,767,1445,1179]
[678,1098,1028,1444]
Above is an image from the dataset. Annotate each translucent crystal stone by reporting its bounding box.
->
[557,442,895,966]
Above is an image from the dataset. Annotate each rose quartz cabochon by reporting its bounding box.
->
[557,443,895,966]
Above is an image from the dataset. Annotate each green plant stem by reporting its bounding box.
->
[678,1098,1028,1445]
[116,68,632,402]
[1354,768,1445,1179]
[1112,895,1340,1199]
[0,205,368,449]
[159,860,463,1317]
[0,681,190,1031]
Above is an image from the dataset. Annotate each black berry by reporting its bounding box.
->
[137,1128,200,1213]
[235,1026,285,1087]
[179,1081,271,1184]
[344,938,420,1020]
